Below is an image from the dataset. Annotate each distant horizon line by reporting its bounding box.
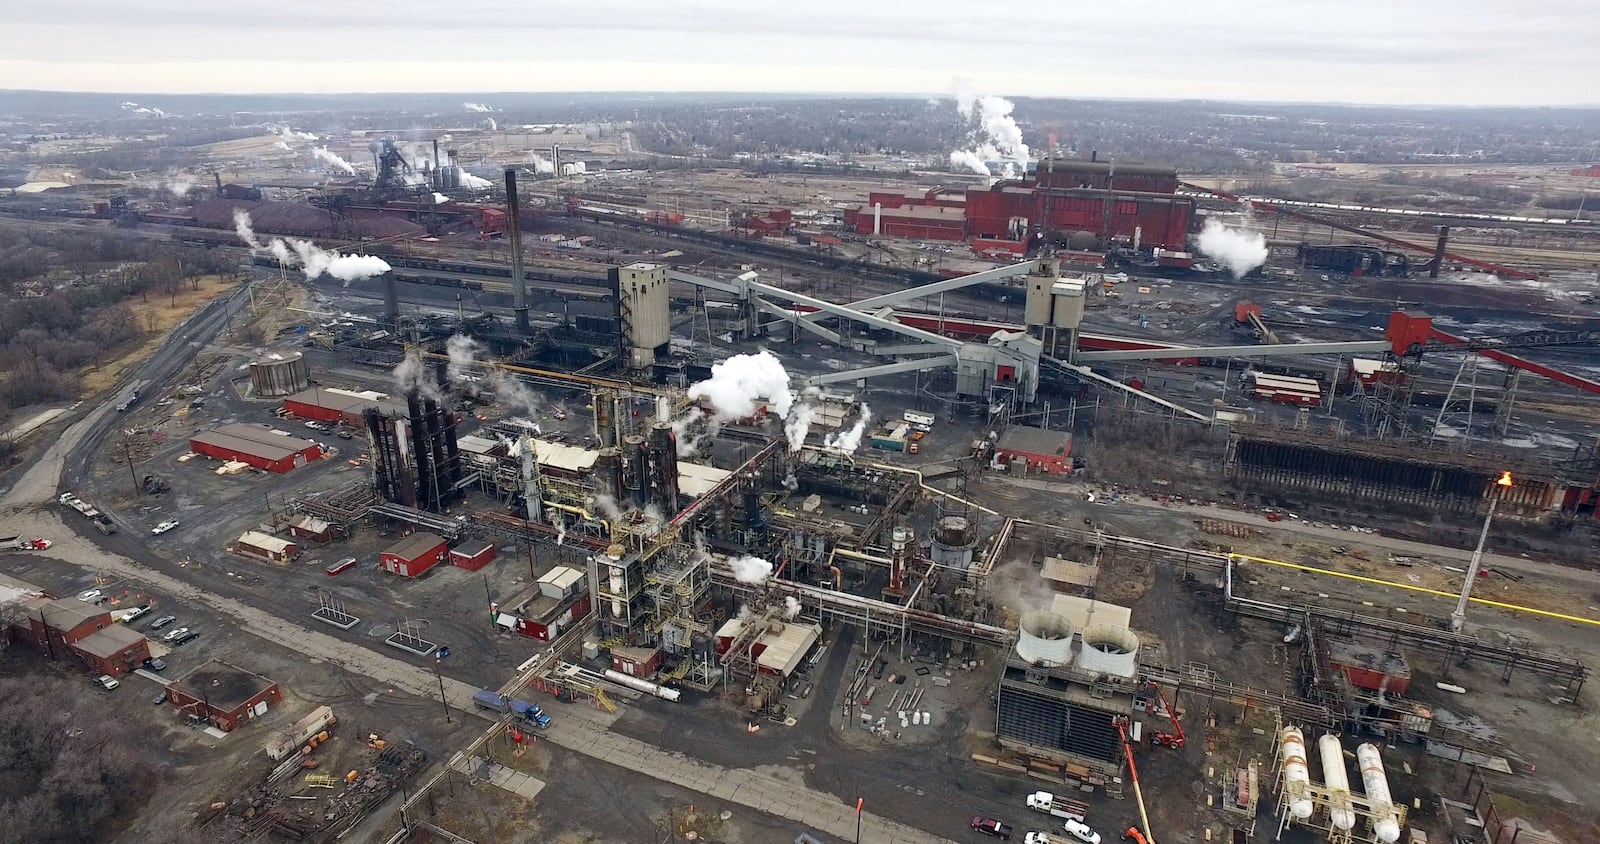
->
[3,88,1598,111]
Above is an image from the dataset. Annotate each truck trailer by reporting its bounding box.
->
[1026,791,1089,821]
[471,690,552,728]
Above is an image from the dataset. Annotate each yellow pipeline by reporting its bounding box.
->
[1233,553,1600,628]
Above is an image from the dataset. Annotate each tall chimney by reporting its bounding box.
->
[432,139,441,187]
[505,167,530,331]
[1429,225,1450,279]
[552,144,561,177]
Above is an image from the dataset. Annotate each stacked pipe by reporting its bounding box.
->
[623,435,648,507]
[648,422,680,513]
[406,392,433,509]
[505,167,529,332]
[423,397,448,511]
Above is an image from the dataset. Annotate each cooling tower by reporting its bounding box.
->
[1015,611,1074,667]
[1077,624,1139,678]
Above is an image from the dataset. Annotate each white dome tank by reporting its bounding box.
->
[1077,624,1140,678]
[1015,611,1074,667]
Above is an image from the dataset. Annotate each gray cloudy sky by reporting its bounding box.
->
[4,0,1594,105]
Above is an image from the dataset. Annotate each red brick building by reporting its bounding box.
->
[166,661,282,731]
[72,625,151,677]
[380,532,449,578]
[27,597,112,652]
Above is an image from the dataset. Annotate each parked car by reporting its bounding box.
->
[148,614,178,630]
[972,817,1014,840]
[142,656,167,672]
[336,429,354,439]
[76,589,103,602]
[160,626,190,642]
[1025,834,1056,844]
[325,557,358,576]
[152,689,169,705]
[152,519,179,535]
[171,630,201,646]
[1062,819,1101,844]
[94,675,120,691]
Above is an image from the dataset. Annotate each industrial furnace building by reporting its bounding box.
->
[190,424,322,473]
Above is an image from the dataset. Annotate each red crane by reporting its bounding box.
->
[1145,681,1186,749]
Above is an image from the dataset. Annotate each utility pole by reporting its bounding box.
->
[435,646,453,723]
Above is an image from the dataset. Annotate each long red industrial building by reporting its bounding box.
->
[190,423,323,473]
[844,158,1194,251]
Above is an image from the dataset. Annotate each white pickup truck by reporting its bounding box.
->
[1025,791,1088,821]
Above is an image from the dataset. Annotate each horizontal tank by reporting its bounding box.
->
[1015,611,1074,667]
[249,350,309,398]
[1357,743,1402,844]
[1318,734,1356,830]
[1077,623,1139,678]
[1280,726,1313,820]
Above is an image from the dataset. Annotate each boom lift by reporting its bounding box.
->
[1111,716,1157,844]
[1144,680,1185,749]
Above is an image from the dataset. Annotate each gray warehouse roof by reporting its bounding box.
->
[385,531,447,560]
[38,597,108,632]
[74,623,147,658]
[996,425,1072,458]
[192,423,318,462]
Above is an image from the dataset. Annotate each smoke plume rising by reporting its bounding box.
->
[528,153,556,175]
[232,209,263,250]
[392,349,443,403]
[278,127,317,142]
[591,494,626,522]
[445,334,483,383]
[785,386,821,451]
[950,92,1030,179]
[783,596,802,620]
[824,402,872,453]
[312,147,356,175]
[166,177,197,197]
[285,238,391,283]
[459,171,493,191]
[689,351,793,422]
[729,555,773,585]
[463,102,493,113]
[489,370,542,418]
[1195,219,1269,279]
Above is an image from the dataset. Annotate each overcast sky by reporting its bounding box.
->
[4,0,1594,105]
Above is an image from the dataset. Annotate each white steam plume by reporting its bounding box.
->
[785,386,820,451]
[689,351,794,421]
[273,141,292,151]
[432,192,450,205]
[783,596,801,620]
[824,402,872,453]
[950,93,1029,179]
[166,177,197,197]
[392,349,443,403]
[463,102,493,113]
[232,209,263,250]
[1195,219,1269,279]
[312,147,356,175]
[591,494,626,522]
[528,153,556,175]
[489,370,542,418]
[120,101,166,117]
[445,334,483,383]
[283,238,391,283]
[278,127,318,142]
[729,555,773,585]
[459,170,493,191]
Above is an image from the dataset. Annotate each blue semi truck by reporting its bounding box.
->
[471,689,552,728]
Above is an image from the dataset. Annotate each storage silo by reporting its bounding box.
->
[249,351,310,398]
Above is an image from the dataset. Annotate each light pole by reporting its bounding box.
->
[1449,471,1513,633]
[854,797,863,844]
[435,645,453,723]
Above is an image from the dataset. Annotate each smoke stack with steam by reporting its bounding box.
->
[505,168,529,332]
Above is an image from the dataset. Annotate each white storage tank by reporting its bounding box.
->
[1015,611,1074,667]
[1357,742,1402,843]
[1280,726,1314,820]
[1077,623,1139,678]
[1318,734,1356,830]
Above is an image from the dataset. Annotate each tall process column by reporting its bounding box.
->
[504,168,530,332]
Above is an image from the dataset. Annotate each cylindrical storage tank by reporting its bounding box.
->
[1051,279,1086,329]
[656,395,671,424]
[1015,611,1074,667]
[928,516,976,571]
[593,389,616,448]
[1357,743,1402,843]
[1280,726,1314,820]
[594,447,624,502]
[249,351,310,398]
[1077,624,1139,678]
[1318,734,1356,830]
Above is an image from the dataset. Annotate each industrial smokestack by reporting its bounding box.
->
[649,422,680,512]
[505,167,530,331]
[383,273,399,328]
[552,144,560,178]
[1430,225,1450,279]
[1090,150,1098,163]
[873,203,882,236]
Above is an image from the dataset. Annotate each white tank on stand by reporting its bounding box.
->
[1317,734,1356,830]
[1357,743,1402,843]
[1279,726,1313,820]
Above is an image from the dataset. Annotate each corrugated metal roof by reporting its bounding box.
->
[1048,595,1131,631]
[238,530,296,554]
[532,440,598,473]
[192,423,317,463]
[678,461,732,498]
[285,387,408,417]
[385,531,446,561]
[536,565,584,590]
[756,622,820,677]
[996,425,1071,458]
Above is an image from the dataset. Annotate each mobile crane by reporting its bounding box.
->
[1144,680,1185,749]
[1111,716,1157,844]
